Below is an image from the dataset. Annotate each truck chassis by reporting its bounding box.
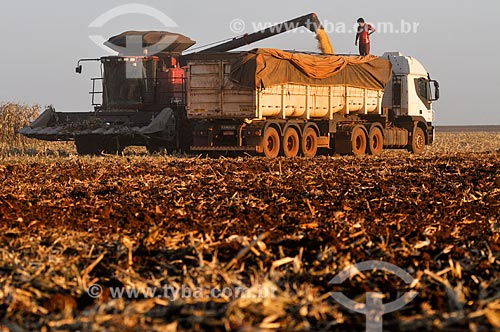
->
[191,114,433,158]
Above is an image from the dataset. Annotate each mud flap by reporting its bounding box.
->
[334,131,354,155]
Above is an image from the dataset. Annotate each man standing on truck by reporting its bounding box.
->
[355,18,376,56]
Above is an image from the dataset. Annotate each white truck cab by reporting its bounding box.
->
[382,52,439,124]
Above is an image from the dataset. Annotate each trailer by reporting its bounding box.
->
[187,49,439,157]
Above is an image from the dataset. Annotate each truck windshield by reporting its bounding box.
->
[103,58,157,107]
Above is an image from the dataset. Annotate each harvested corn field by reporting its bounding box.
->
[0,132,499,331]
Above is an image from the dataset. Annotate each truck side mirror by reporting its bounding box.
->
[430,80,440,101]
[76,65,83,74]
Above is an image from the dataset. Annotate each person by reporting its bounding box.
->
[355,18,376,56]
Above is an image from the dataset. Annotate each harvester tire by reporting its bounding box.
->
[147,144,168,155]
[75,136,101,156]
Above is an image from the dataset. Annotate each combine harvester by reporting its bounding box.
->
[20,13,439,157]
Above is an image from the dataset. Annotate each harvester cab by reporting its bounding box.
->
[77,32,195,111]
[77,55,185,110]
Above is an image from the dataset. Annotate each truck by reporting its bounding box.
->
[186,50,440,157]
[19,13,439,157]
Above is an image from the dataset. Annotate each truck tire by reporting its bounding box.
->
[261,127,281,158]
[282,127,300,158]
[409,127,426,154]
[301,127,318,158]
[351,126,367,157]
[367,127,384,156]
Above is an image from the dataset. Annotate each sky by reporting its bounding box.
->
[0,0,498,125]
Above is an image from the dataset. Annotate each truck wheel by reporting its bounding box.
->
[261,127,281,158]
[367,127,384,156]
[351,126,367,156]
[282,127,300,158]
[409,127,426,154]
[301,127,318,158]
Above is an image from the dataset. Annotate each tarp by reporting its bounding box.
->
[105,31,196,55]
[230,48,392,90]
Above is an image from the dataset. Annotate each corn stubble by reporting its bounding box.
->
[0,106,499,331]
[0,103,73,156]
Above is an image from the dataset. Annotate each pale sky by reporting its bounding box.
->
[0,0,498,125]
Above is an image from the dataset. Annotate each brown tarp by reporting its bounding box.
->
[230,48,392,90]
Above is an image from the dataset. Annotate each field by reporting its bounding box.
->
[0,104,499,331]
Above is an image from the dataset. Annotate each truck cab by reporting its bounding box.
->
[382,52,440,143]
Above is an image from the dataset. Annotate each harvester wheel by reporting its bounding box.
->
[282,127,300,158]
[409,127,426,154]
[351,126,367,157]
[367,127,384,156]
[301,127,318,158]
[147,143,168,155]
[261,127,281,158]
[75,136,101,156]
